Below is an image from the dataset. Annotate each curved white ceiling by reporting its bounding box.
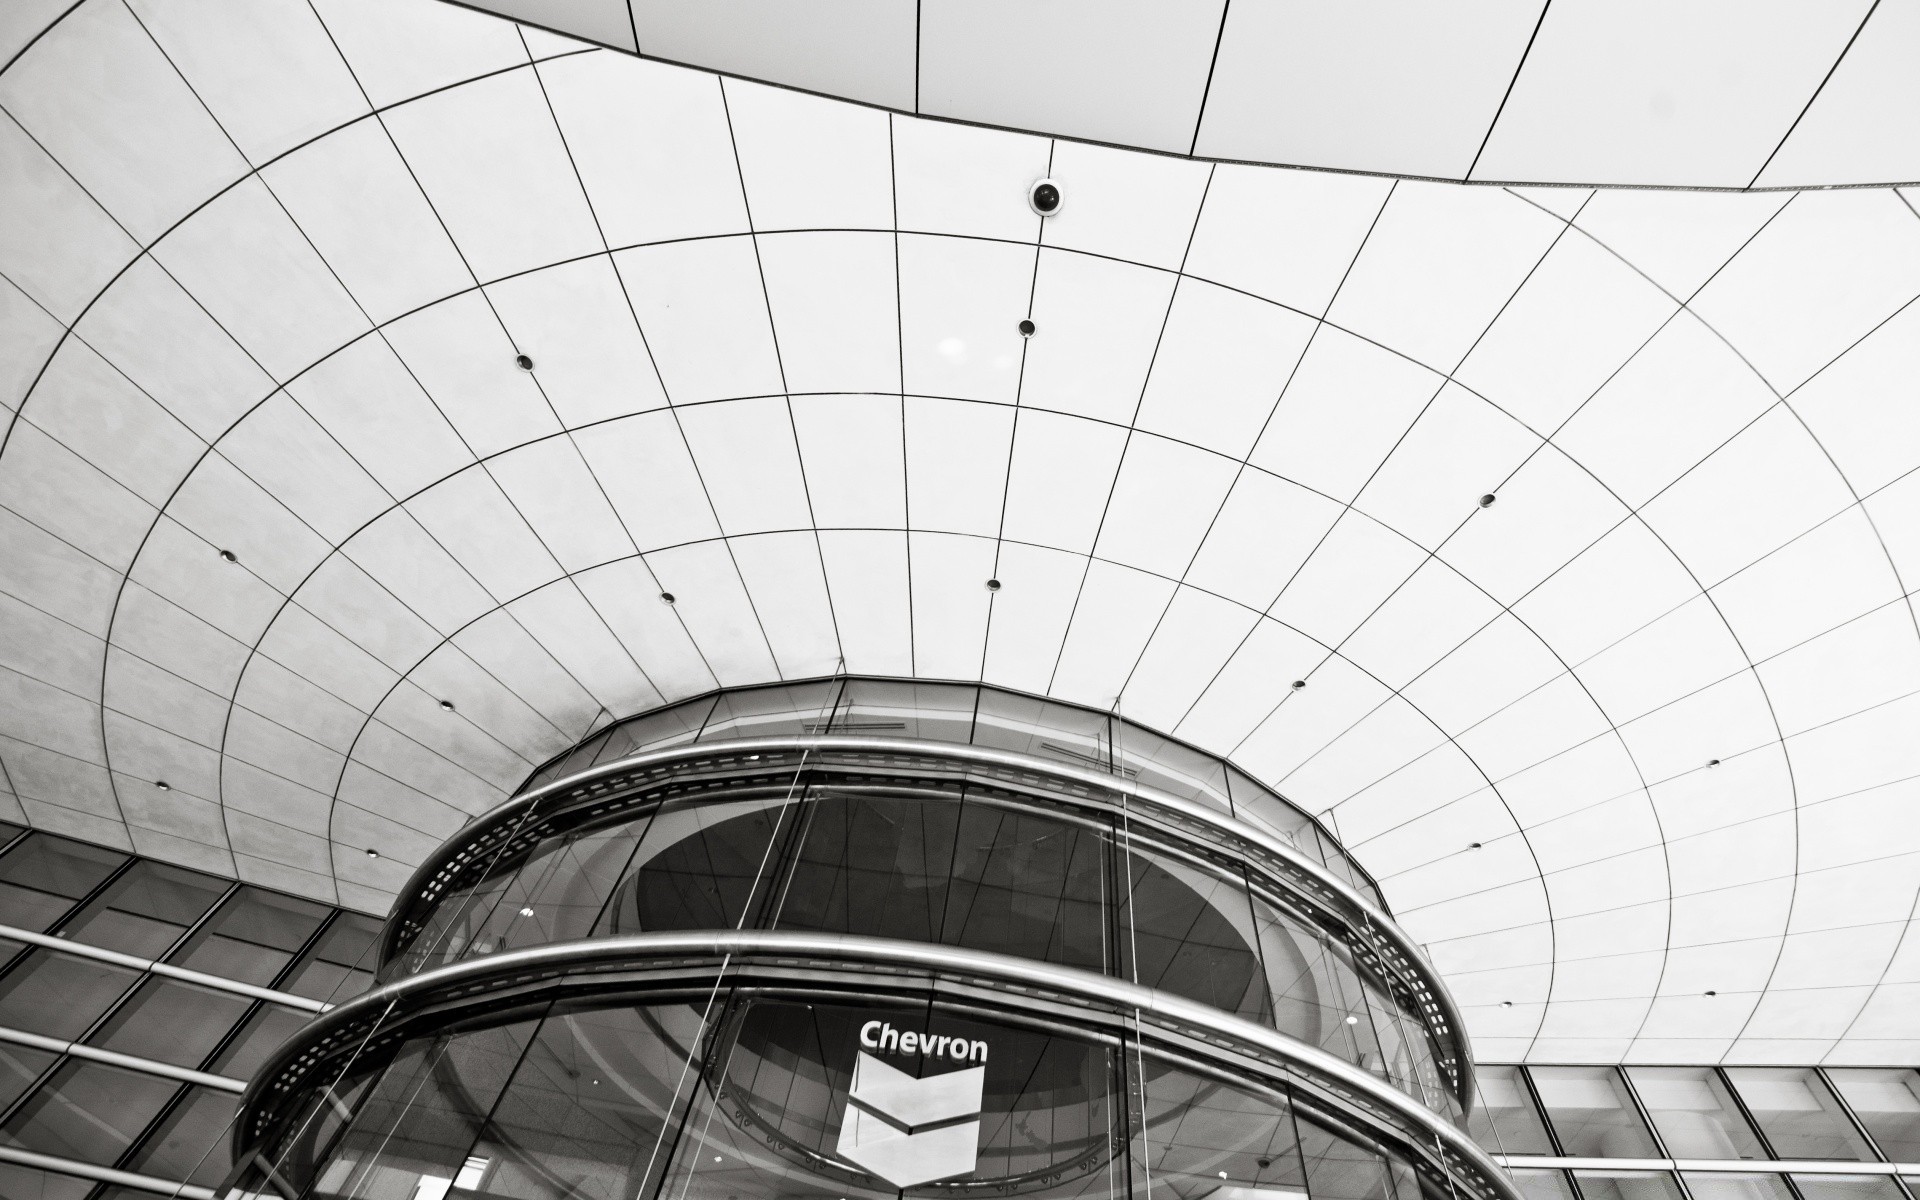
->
[4,0,1920,1069]
[453,0,1920,190]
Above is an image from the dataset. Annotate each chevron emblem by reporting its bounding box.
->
[835,1051,985,1187]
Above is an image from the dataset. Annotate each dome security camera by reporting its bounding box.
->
[1028,178,1063,217]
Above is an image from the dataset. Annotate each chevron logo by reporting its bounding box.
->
[835,1051,986,1188]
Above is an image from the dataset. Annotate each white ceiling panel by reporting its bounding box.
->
[9,0,1920,1065]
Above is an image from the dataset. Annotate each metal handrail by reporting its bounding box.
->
[378,734,1472,1109]
[0,921,330,1013]
[242,930,1513,1200]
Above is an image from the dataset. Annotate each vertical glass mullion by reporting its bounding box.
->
[1818,1067,1895,1163]
[1719,1066,1786,1162]
[1616,1064,1677,1161]
[1521,1066,1573,1158]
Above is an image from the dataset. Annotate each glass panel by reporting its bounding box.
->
[770,791,963,944]
[941,799,1111,973]
[126,1085,240,1186]
[0,1163,92,1200]
[167,885,328,985]
[1727,1068,1877,1161]
[1468,1065,1554,1155]
[278,912,384,1002]
[1250,895,1382,1070]
[1681,1173,1797,1200]
[395,865,522,976]
[87,975,254,1067]
[211,1002,310,1080]
[1531,1066,1660,1157]
[1826,1069,1920,1162]
[1628,1067,1767,1159]
[446,818,649,964]
[829,678,979,743]
[1296,1113,1421,1200]
[0,1043,56,1111]
[1570,1172,1686,1200]
[0,1058,180,1163]
[0,834,125,932]
[314,1014,543,1200]
[697,680,843,742]
[0,947,141,1038]
[1511,1170,1578,1200]
[587,695,715,767]
[597,795,790,937]
[971,689,1118,774]
[1132,1051,1306,1200]
[56,859,227,958]
[1790,1176,1909,1200]
[1118,842,1267,1022]
[1114,726,1233,815]
[464,1001,710,1200]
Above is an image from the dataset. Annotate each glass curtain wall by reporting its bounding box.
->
[387,782,1452,1115]
[0,821,386,1199]
[516,677,1382,906]
[241,988,1446,1200]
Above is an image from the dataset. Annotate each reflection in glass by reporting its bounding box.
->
[0,1162,91,1199]
[0,948,141,1039]
[465,1003,706,1200]
[57,859,226,958]
[1681,1173,1796,1200]
[1468,1065,1554,1155]
[1510,1169,1577,1200]
[1727,1068,1876,1161]
[168,885,328,985]
[0,1059,178,1164]
[0,835,124,932]
[212,1002,311,1079]
[0,1043,56,1112]
[1790,1176,1909,1200]
[88,976,253,1067]
[1119,842,1265,1021]
[1570,1170,1685,1200]
[1826,1069,1920,1162]
[1297,1113,1421,1200]
[1628,1067,1767,1158]
[1132,1051,1305,1200]
[1530,1067,1659,1157]
[279,911,383,1001]
[127,1086,239,1186]
[312,1015,541,1199]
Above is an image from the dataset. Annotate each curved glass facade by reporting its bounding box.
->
[387,776,1456,1116]
[233,940,1510,1200]
[232,685,1489,1200]
[519,678,1381,907]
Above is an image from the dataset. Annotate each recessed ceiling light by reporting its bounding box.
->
[154,780,171,791]
[218,549,237,563]
[1290,679,1307,690]
[1017,319,1036,337]
[1707,758,1722,767]
[365,847,380,858]
[1501,1000,1514,1008]
[659,592,675,605]
[1479,493,1497,508]
[1344,1015,1359,1025]
[1468,842,1483,850]
[1704,990,1718,996]
[514,354,534,371]
[438,699,456,712]
[986,578,1002,591]
[519,907,534,917]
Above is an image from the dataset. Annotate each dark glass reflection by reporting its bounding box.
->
[57,859,227,958]
[87,975,253,1067]
[405,785,1450,1113]
[0,948,141,1039]
[244,992,1462,1200]
[0,1059,178,1164]
[127,1085,239,1186]
[0,834,124,932]
[169,886,329,985]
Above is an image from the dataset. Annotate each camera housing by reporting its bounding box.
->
[1028,178,1063,216]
